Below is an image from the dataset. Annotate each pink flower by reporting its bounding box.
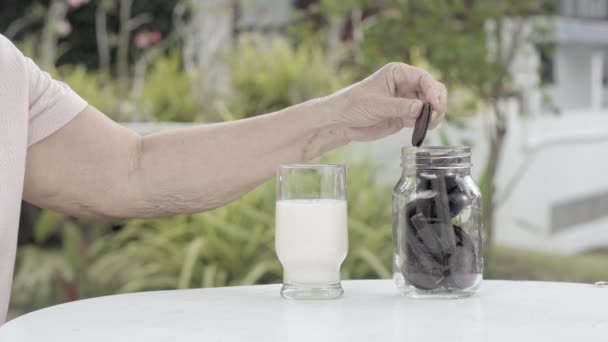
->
[134,31,162,49]
[57,20,72,37]
[67,0,90,8]
[134,32,150,49]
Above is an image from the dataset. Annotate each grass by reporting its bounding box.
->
[490,246,608,284]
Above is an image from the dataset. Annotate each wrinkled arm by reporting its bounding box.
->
[24,63,447,222]
[23,101,348,222]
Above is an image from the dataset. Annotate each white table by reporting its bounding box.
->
[1,280,607,341]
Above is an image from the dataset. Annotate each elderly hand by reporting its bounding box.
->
[325,62,447,142]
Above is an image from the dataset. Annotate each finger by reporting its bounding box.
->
[421,80,447,115]
[431,82,448,115]
[429,84,448,129]
[429,110,444,129]
[385,62,429,96]
[386,63,445,109]
[386,97,424,126]
[348,118,405,142]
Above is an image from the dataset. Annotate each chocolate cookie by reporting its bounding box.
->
[445,225,479,289]
[411,102,432,147]
[402,164,479,291]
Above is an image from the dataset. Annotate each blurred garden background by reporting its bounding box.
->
[3,0,608,319]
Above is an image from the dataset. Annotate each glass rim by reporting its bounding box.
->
[278,163,345,169]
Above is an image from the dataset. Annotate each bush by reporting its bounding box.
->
[10,212,118,315]
[54,66,120,118]
[52,52,200,122]
[139,51,202,122]
[229,35,353,119]
[48,36,352,123]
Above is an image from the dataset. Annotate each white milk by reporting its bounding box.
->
[275,199,348,285]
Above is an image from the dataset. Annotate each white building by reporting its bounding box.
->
[548,0,608,112]
[492,0,608,254]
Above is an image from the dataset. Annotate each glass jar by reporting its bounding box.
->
[392,146,482,298]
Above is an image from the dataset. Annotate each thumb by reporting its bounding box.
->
[382,97,423,127]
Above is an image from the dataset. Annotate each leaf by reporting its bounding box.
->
[177,238,204,289]
[62,222,84,270]
[119,276,178,293]
[216,269,228,287]
[240,204,274,226]
[202,264,218,288]
[354,247,391,279]
[237,260,282,286]
[34,210,65,244]
[242,224,266,259]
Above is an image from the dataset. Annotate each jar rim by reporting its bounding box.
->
[402,146,470,155]
[402,146,472,169]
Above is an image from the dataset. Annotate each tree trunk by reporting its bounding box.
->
[327,15,343,71]
[40,0,67,70]
[5,17,35,40]
[185,0,233,106]
[350,8,364,64]
[95,4,111,77]
[117,0,133,92]
[482,107,507,274]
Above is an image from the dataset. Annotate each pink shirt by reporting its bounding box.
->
[0,34,87,324]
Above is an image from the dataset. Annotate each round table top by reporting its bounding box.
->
[1,280,607,341]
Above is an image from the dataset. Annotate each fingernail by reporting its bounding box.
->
[430,110,438,124]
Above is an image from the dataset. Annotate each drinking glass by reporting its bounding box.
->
[275,164,348,300]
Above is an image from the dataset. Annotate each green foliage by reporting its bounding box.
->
[41,36,352,123]
[139,51,201,122]
[48,52,201,122]
[97,181,280,291]
[230,35,353,118]
[359,0,551,95]
[492,247,608,283]
[10,212,118,315]
[341,160,393,279]
[54,66,120,118]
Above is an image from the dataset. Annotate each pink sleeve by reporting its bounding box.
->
[23,54,88,146]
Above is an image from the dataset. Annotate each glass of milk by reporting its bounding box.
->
[275,164,348,300]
